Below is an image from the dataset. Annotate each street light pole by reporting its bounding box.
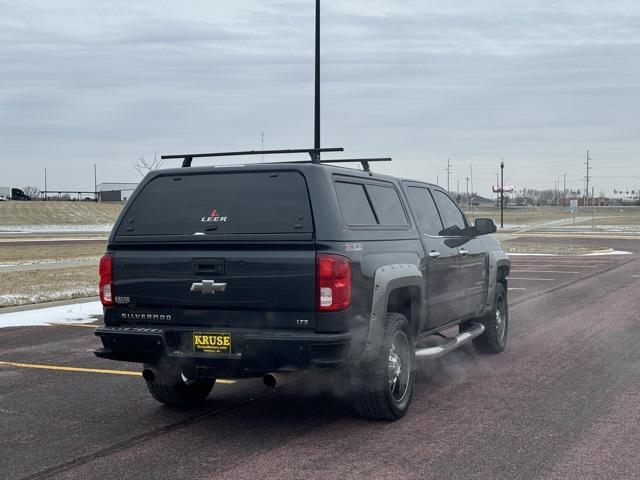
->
[314,0,321,158]
[500,160,505,229]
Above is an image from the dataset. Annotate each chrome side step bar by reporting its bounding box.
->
[415,323,485,358]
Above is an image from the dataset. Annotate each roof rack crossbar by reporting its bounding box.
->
[161,147,344,167]
[317,158,391,172]
[262,157,392,172]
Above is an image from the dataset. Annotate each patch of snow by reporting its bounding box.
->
[0,288,98,307]
[583,250,633,256]
[0,257,99,268]
[508,250,633,257]
[0,301,102,328]
[507,253,556,257]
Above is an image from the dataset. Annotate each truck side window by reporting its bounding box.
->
[366,184,408,226]
[406,186,443,236]
[334,181,377,225]
[433,190,467,236]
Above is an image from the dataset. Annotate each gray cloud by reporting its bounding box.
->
[1,0,639,193]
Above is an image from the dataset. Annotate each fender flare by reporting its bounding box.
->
[359,263,424,361]
[482,251,511,314]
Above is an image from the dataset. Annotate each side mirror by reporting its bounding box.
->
[474,218,497,235]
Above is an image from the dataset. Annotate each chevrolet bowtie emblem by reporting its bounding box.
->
[190,280,227,294]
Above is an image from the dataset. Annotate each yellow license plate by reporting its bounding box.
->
[193,332,232,354]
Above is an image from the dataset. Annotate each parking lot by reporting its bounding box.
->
[508,253,634,303]
[1,238,639,480]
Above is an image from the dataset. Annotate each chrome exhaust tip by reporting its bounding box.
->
[262,373,279,388]
[263,371,304,388]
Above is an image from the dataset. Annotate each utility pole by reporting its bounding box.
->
[496,173,499,207]
[466,177,470,207]
[585,149,592,207]
[261,131,264,162]
[44,168,47,201]
[436,175,439,186]
[592,187,595,229]
[457,179,460,201]
[446,158,451,192]
[313,0,321,159]
[470,162,474,198]
[500,160,505,228]
[563,173,567,207]
[93,164,97,202]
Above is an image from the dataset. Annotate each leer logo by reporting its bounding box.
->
[201,208,228,223]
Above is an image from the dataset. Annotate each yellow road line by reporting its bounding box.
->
[0,361,235,383]
[0,360,140,376]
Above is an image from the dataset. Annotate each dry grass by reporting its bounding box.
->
[0,201,122,225]
[0,266,98,307]
[500,240,608,255]
[0,242,106,264]
[464,206,640,228]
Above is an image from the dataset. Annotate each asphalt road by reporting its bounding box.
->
[1,247,639,479]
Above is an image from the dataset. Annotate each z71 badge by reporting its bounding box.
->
[345,242,363,252]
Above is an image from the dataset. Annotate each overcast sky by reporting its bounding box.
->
[1,0,639,195]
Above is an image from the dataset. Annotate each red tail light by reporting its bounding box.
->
[99,254,114,306]
[317,254,351,312]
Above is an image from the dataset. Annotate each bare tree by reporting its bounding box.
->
[133,153,163,177]
[22,186,40,198]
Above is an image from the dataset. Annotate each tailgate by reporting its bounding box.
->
[112,246,317,329]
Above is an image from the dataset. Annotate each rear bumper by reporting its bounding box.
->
[94,326,352,377]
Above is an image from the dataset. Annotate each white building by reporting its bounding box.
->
[96,182,138,202]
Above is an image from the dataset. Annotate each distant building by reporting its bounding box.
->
[458,194,495,206]
[470,195,496,206]
[97,182,138,202]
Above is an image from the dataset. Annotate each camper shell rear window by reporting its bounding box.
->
[115,171,313,238]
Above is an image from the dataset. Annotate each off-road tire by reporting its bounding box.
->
[145,367,215,407]
[470,283,508,354]
[350,312,415,421]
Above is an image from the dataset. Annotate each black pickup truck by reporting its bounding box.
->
[95,158,510,420]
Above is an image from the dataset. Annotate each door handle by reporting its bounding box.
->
[458,248,469,257]
[428,250,441,259]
